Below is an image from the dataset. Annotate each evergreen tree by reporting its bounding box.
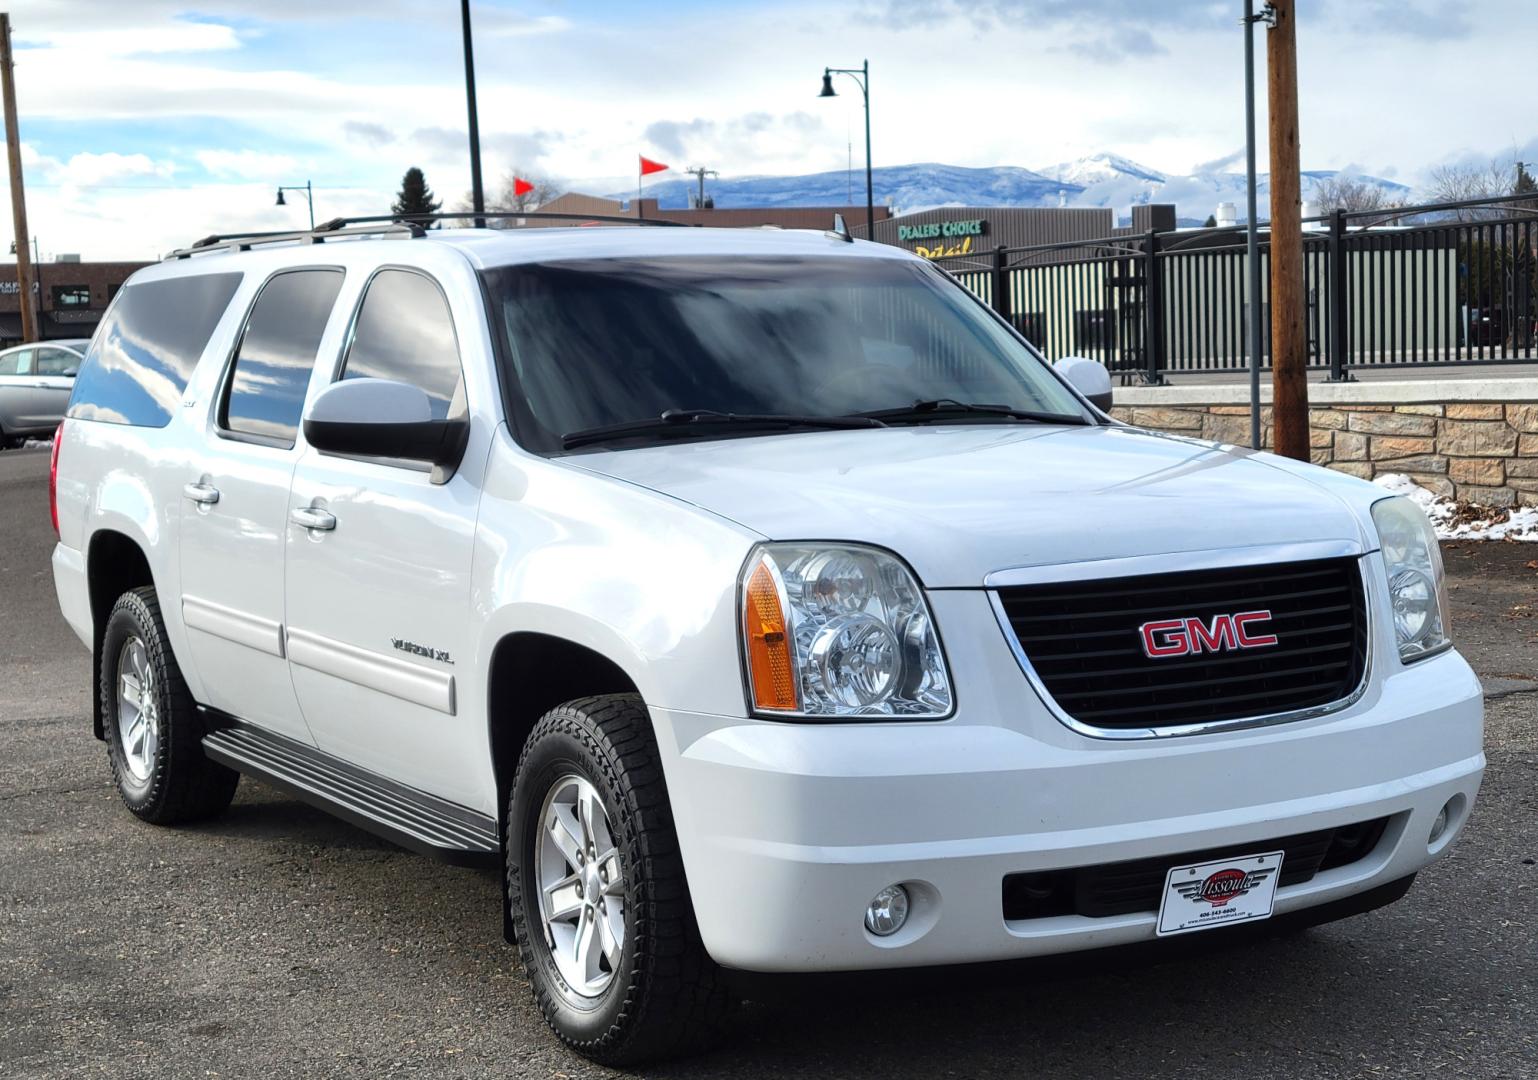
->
[392,167,441,227]
[1515,161,1537,195]
[1203,214,1218,228]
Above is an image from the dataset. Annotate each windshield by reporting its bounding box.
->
[481,255,1090,451]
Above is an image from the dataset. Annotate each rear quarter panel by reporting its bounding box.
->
[64,415,212,702]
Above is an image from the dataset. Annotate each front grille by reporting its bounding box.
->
[995,557,1368,732]
[1002,817,1390,921]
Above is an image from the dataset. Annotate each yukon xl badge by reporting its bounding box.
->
[392,638,454,665]
[1138,610,1279,659]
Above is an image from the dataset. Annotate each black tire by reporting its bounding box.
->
[507,694,733,1064]
[100,586,238,824]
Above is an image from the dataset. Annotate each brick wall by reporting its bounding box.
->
[1110,381,1538,508]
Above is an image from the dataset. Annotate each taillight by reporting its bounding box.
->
[49,420,63,537]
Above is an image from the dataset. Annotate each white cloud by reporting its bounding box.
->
[18,144,176,188]
[194,150,301,180]
[476,12,571,38]
[0,179,391,261]
[17,23,242,56]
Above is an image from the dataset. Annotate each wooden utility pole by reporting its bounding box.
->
[1267,0,1308,460]
[0,14,35,344]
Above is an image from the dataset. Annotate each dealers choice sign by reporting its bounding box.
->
[896,218,988,259]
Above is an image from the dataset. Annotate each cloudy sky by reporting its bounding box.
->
[4,0,1533,259]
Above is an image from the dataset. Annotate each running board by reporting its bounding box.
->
[201,719,499,867]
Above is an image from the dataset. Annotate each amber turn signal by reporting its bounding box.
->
[743,557,799,711]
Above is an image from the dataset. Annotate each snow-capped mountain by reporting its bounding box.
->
[1036,154,1409,221]
[608,162,1072,213]
[1038,152,1167,187]
[594,154,1409,222]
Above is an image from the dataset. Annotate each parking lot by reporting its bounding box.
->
[2,443,1535,1080]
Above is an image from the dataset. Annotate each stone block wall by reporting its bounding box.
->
[1109,381,1538,508]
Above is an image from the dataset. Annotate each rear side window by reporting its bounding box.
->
[220,269,344,447]
[341,269,463,420]
[1,348,32,375]
[67,272,242,427]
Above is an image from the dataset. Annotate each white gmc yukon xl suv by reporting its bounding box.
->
[49,221,1483,1063]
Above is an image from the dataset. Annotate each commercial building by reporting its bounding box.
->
[0,259,148,347]
[512,194,891,232]
[864,204,1178,259]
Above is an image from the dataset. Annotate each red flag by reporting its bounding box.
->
[639,155,669,176]
[512,176,535,197]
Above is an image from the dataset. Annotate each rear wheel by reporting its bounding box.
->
[100,587,239,823]
[507,694,732,1064]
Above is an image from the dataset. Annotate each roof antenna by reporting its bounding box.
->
[827,212,854,243]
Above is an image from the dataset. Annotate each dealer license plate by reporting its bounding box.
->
[1156,850,1285,936]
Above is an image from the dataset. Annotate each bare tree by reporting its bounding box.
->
[452,169,564,224]
[1310,174,1401,215]
[1423,157,1518,220]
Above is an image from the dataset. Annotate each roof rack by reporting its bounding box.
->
[164,210,692,261]
[166,221,425,260]
[330,211,694,229]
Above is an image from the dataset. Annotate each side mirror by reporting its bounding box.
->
[1053,356,1113,413]
[303,378,469,472]
[62,366,79,377]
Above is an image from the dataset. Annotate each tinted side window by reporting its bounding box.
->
[342,270,462,420]
[220,270,344,447]
[36,348,79,376]
[1,348,32,376]
[68,272,242,427]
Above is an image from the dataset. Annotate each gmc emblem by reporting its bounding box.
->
[1138,611,1279,659]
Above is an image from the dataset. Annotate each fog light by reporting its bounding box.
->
[864,884,910,937]
[1429,802,1451,845]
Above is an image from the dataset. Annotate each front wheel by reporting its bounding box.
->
[507,695,732,1064]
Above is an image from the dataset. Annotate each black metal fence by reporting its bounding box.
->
[935,192,1538,382]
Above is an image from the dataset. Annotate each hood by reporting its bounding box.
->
[570,424,1376,587]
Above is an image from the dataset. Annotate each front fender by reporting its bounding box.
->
[470,429,762,724]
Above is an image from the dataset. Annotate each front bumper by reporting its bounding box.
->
[651,623,1484,973]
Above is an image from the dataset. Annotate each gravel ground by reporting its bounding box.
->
[2,445,1535,1080]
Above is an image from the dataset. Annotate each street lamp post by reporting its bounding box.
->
[275,181,315,230]
[1242,2,1275,451]
[819,60,873,239]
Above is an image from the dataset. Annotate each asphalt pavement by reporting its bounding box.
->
[2,445,1535,1080]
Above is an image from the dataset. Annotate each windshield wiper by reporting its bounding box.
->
[855,398,1091,426]
[561,408,887,450]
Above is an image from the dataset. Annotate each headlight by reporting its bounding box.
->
[740,543,953,718]
[1371,496,1451,662]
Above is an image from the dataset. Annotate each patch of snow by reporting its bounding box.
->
[1038,152,1167,188]
[1375,473,1538,541]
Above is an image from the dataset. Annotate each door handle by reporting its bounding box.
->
[182,482,221,506]
[290,506,336,532]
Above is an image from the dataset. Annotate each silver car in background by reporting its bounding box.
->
[0,339,89,448]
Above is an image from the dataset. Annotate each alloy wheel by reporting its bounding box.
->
[535,774,626,998]
[116,636,159,782]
